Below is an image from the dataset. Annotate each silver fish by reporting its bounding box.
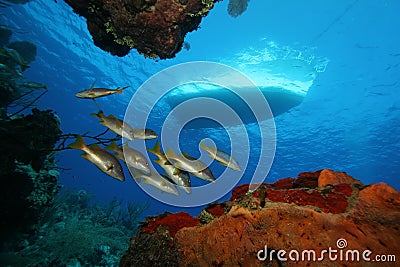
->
[131,168,179,196]
[75,81,129,99]
[165,148,215,183]
[91,110,135,141]
[200,141,242,172]
[69,135,124,181]
[106,141,151,174]
[147,140,191,194]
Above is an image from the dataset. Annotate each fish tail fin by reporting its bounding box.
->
[91,110,105,119]
[165,147,177,161]
[116,86,130,94]
[69,135,86,150]
[147,140,161,156]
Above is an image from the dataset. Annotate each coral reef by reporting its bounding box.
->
[64,0,221,59]
[0,189,149,266]
[0,27,44,119]
[121,212,199,267]
[0,108,62,244]
[120,169,400,266]
[0,27,61,252]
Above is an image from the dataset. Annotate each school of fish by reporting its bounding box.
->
[70,82,242,195]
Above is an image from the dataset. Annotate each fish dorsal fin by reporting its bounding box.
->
[105,141,120,152]
[147,140,161,155]
[114,152,125,162]
[89,80,96,91]
[90,144,103,150]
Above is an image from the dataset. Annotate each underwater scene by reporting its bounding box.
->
[1,0,399,266]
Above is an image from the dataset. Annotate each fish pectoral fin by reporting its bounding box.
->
[106,164,114,171]
[172,169,180,175]
[115,120,123,130]
[80,153,90,160]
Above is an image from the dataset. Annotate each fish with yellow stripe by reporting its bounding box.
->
[165,148,215,183]
[147,140,191,194]
[106,141,151,174]
[130,168,179,196]
[68,135,125,181]
[75,81,129,99]
[91,110,158,141]
[200,141,242,172]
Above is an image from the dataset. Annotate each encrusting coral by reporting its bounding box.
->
[120,169,400,267]
[64,0,221,59]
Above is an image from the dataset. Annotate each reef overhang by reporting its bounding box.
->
[64,0,221,59]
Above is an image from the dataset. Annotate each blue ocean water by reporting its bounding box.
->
[2,0,399,217]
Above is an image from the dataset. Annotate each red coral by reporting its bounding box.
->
[332,183,353,197]
[205,204,225,218]
[142,212,199,237]
[293,171,320,188]
[265,187,350,214]
[272,178,296,189]
[230,184,250,201]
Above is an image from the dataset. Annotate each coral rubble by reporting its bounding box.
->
[64,0,221,59]
[120,169,400,266]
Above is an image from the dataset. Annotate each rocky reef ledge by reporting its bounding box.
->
[64,0,221,59]
[120,169,400,266]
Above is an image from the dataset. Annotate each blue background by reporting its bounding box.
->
[2,0,399,217]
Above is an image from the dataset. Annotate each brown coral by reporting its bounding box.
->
[65,0,220,59]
